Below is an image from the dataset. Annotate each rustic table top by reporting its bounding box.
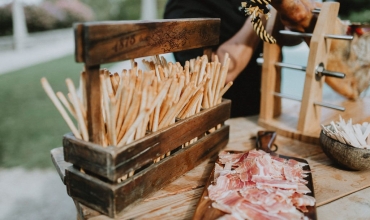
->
[55,116,370,220]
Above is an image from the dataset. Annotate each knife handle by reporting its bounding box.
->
[256,131,278,153]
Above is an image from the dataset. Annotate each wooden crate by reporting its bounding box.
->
[64,100,230,217]
[57,18,231,218]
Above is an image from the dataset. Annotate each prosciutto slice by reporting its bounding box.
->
[208,150,315,220]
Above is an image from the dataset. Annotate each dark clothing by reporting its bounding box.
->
[164,0,263,118]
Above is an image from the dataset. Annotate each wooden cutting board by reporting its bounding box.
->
[192,152,317,220]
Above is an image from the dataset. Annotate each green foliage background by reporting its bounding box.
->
[80,0,168,20]
[332,0,370,23]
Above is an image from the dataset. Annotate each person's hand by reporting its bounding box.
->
[270,0,321,33]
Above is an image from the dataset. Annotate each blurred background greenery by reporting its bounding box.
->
[1,0,369,37]
[0,0,369,170]
[0,0,168,36]
[336,0,370,23]
[0,0,168,169]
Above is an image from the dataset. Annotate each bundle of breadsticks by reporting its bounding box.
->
[41,54,233,149]
[321,116,370,149]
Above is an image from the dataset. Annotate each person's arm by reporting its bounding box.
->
[216,16,261,83]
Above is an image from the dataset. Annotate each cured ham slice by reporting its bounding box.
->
[208,150,315,219]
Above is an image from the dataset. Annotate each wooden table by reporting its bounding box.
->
[52,116,370,220]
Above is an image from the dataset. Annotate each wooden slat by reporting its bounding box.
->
[297,2,339,133]
[65,125,229,217]
[75,18,220,66]
[63,100,231,182]
[50,147,71,184]
[84,65,104,145]
[74,23,84,63]
[259,8,283,121]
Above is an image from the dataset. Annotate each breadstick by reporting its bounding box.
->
[172,81,181,104]
[117,90,141,142]
[154,64,162,82]
[135,86,148,140]
[56,92,76,118]
[148,79,158,130]
[198,55,208,85]
[114,72,120,83]
[192,60,201,84]
[195,93,203,113]
[159,82,195,128]
[220,58,230,86]
[213,54,219,64]
[142,70,154,90]
[124,72,136,114]
[130,59,136,69]
[66,78,89,141]
[179,87,204,119]
[113,73,125,123]
[100,73,111,124]
[159,94,173,123]
[152,104,160,132]
[103,69,114,96]
[76,93,87,120]
[41,78,82,139]
[159,79,177,122]
[168,62,174,77]
[160,56,168,68]
[190,70,199,84]
[211,62,221,106]
[118,80,171,147]
[109,93,117,146]
[126,131,136,145]
[115,80,129,132]
[213,66,227,106]
[80,71,87,110]
[216,58,230,104]
[67,92,86,121]
[202,74,211,109]
[178,75,185,96]
[219,81,233,97]
[110,73,119,94]
[158,65,166,81]
[184,61,190,85]
[189,58,195,72]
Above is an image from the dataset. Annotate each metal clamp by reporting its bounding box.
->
[315,62,346,80]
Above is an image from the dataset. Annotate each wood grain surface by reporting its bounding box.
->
[52,116,370,219]
[63,100,231,182]
[74,18,220,66]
